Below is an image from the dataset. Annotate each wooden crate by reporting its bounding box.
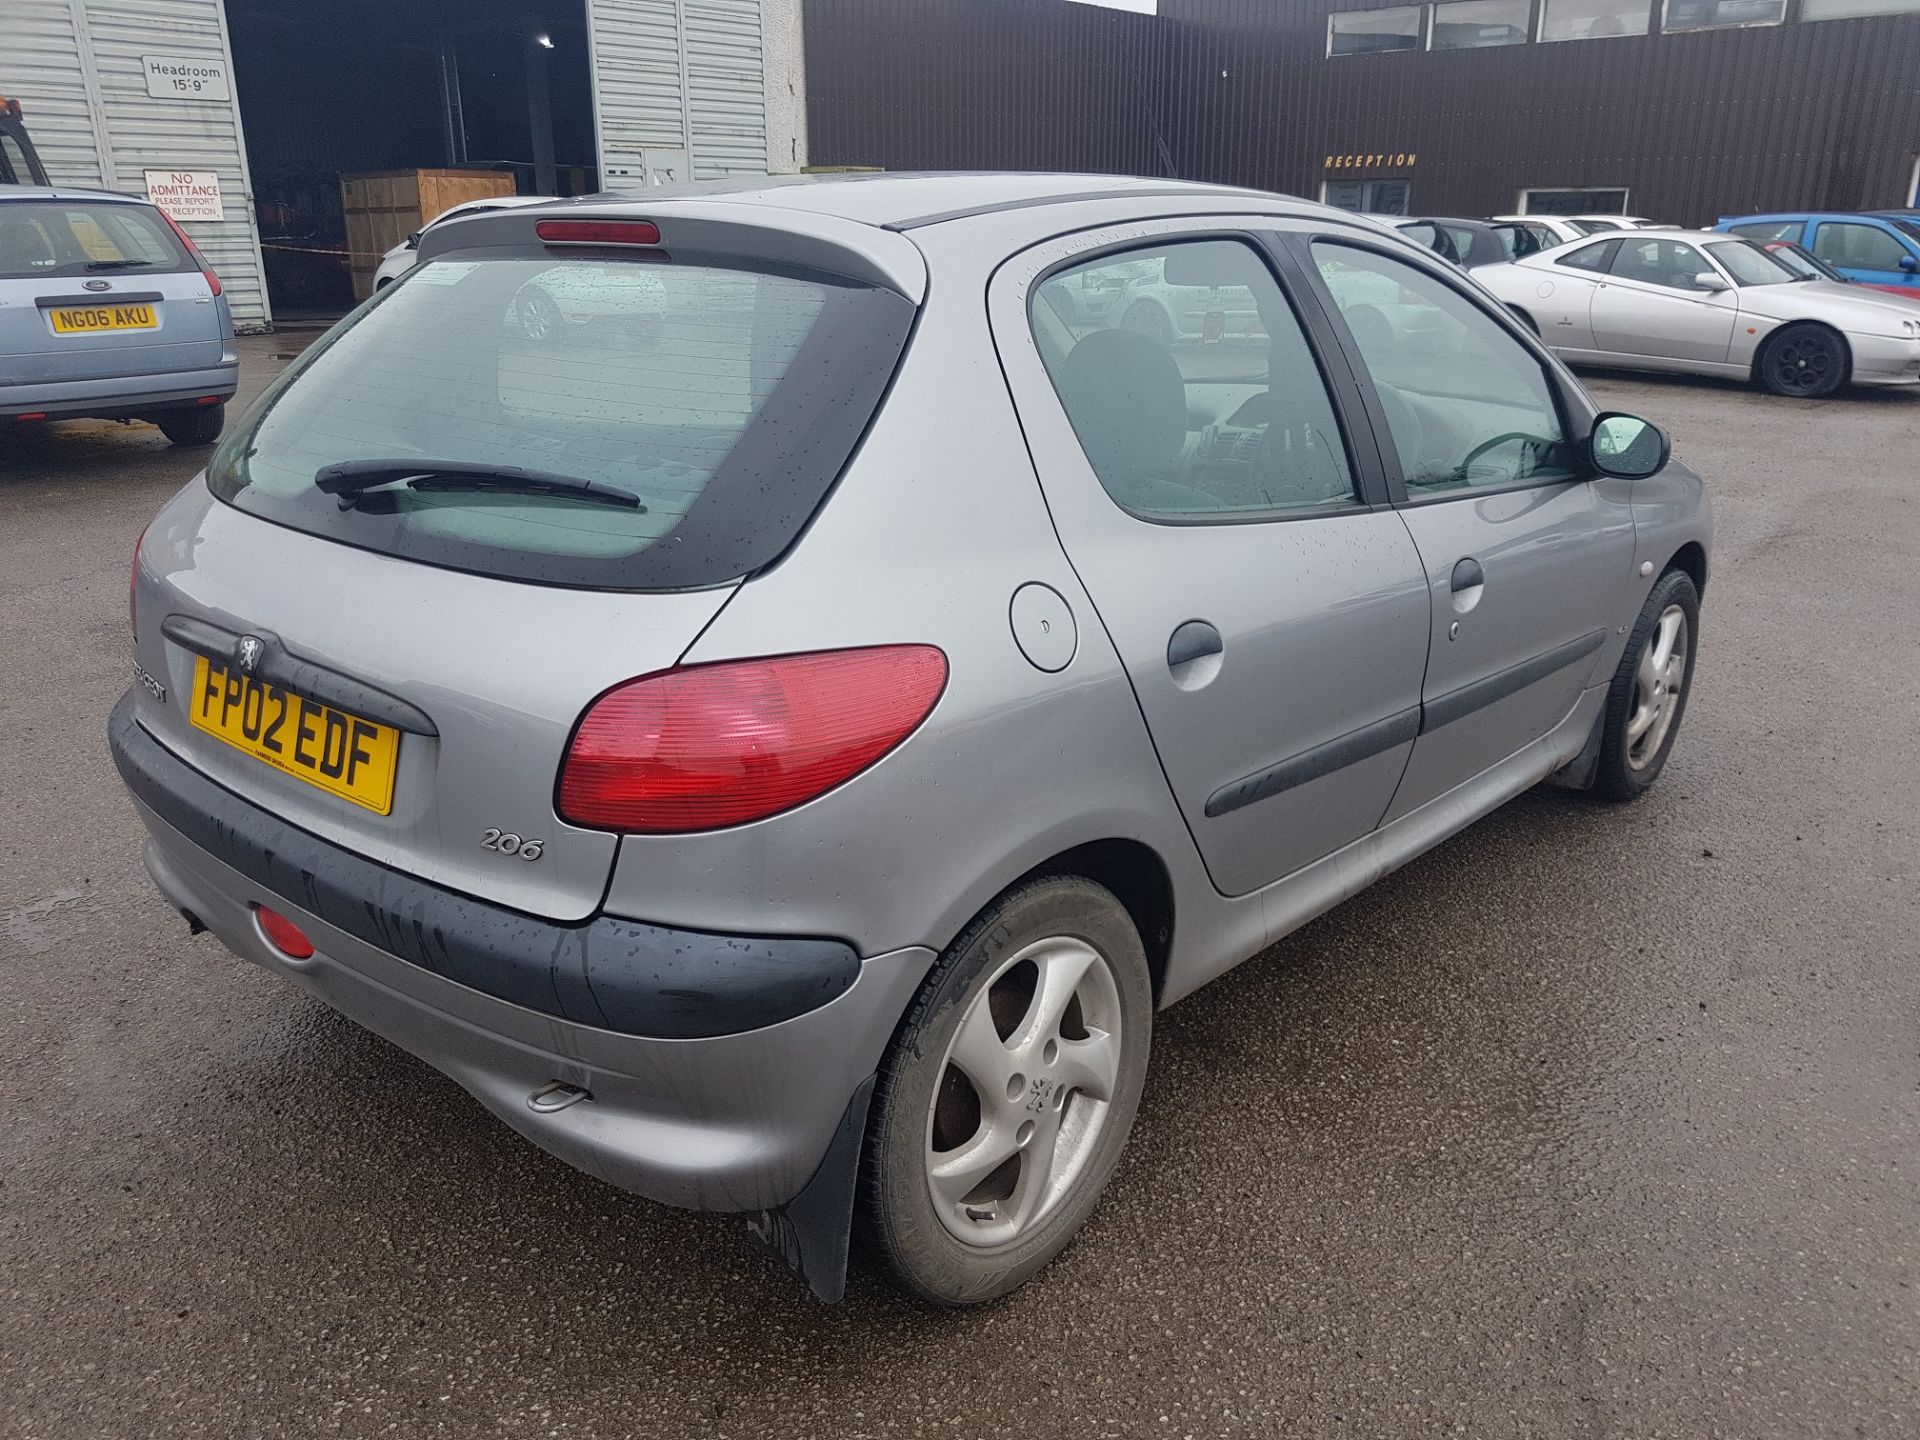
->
[340,168,518,301]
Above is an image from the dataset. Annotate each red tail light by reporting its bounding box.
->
[255,905,315,959]
[558,646,948,833]
[156,207,222,296]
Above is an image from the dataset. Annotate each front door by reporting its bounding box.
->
[1589,236,1739,364]
[1810,219,1920,296]
[1302,236,1640,817]
[995,225,1432,898]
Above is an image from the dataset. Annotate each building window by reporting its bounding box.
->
[1328,6,1425,55]
[1323,179,1412,215]
[1799,0,1920,18]
[1431,0,1531,47]
[1520,187,1630,216]
[1661,0,1785,28]
[1538,0,1652,39]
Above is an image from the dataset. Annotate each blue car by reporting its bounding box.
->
[1715,212,1920,299]
[0,185,237,445]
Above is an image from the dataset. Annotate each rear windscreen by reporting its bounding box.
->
[0,200,189,281]
[210,252,915,591]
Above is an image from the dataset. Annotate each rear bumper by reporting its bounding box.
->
[110,692,933,1212]
[1,362,238,419]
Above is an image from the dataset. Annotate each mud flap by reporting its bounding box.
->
[748,1072,875,1303]
[1547,701,1608,791]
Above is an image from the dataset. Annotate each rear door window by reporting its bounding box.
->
[0,201,189,280]
[1030,238,1358,519]
[210,253,914,591]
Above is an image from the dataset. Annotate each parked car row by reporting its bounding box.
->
[1367,206,1920,399]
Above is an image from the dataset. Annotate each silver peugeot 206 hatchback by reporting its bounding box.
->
[113,174,1709,1305]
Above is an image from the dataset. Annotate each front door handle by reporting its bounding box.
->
[1451,557,1486,593]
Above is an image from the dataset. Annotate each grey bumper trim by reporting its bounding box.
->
[108,691,860,1039]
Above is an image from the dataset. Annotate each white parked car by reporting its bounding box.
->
[1487,214,1673,258]
[1473,228,1920,397]
[371,194,555,290]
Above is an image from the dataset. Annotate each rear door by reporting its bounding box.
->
[0,197,223,385]
[1588,236,1738,364]
[131,213,921,919]
[1300,235,1639,818]
[995,220,1432,897]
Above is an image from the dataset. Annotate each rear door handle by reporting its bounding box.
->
[1451,557,1485,593]
[1167,620,1223,669]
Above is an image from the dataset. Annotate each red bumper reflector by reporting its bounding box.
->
[16,412,47,422]
[536,218,662,247]
[195,395,221,405]
[256,905,316,959]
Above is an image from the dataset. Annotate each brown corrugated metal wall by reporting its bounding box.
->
[803,0,1920,224]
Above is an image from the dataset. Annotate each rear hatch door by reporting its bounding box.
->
[0,195,223,385]
[132,206,921,920]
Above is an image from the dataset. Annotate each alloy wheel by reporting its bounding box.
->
[1626,604,1689,770]
[1770,331,1837,396]
[924,935,1125,1249]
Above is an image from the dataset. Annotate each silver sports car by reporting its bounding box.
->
[113,174,1711,1306]
[1473,228,1920,397]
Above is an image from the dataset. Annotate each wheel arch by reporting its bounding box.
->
[1508,303,1539,335]
[939,837,1177,1008]
[1665,540,1708,596]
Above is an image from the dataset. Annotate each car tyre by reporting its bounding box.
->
[1120,299,1174,347]
[1756,322,1847,399]
[156,403,224,448]
[861,875,1152,1306]
[1594,568,1699,802]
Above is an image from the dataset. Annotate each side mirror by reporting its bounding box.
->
[1590,412,1670,480]
[405,231,422,249]
[1900,254,1919,273]
[1693,272,1730,292]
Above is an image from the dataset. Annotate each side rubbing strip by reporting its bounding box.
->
[1205,706,1421,819]
[1420,629,1607,735]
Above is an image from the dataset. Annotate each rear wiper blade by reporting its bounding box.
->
[84,258,155,270]
[313,459,647,512]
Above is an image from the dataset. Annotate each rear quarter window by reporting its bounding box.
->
[210,253,914,591]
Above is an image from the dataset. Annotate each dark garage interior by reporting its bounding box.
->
[225,0,598,315]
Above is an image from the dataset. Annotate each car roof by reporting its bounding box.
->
[562,171,1289,231]
[1721,211,1902,223]
[0,184,154,205]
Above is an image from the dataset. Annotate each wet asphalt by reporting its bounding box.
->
[2,336,1917,1439]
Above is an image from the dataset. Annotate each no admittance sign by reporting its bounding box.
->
[144,170,225,222]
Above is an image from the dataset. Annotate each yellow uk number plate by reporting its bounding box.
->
[50,303,158,334]
[189,656,400,815]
